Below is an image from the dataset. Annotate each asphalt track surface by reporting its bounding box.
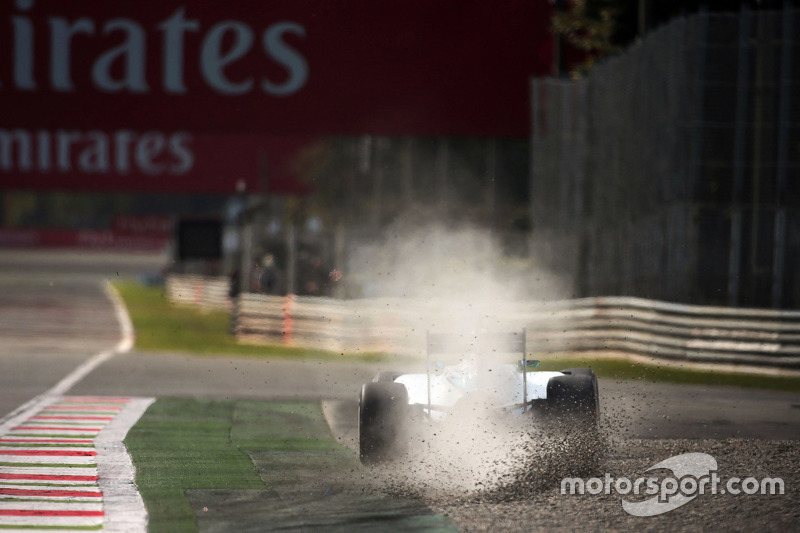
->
[1,249,798,531]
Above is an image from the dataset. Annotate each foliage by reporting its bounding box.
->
[552,0,622,75]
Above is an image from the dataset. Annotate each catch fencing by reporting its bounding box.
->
[531,6,800,309]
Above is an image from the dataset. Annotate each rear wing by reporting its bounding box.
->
[424,329,531,413]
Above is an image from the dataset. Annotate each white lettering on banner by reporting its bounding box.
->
[158,8,199,94]
[93,19,149,93]
[4,0,308,96]
[0,129,194,176]
[262,22,308,97]
[201,20,255,95]
[12,0,35,90]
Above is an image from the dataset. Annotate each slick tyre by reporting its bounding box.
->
[358,381,409,465]
[547,368,600,424]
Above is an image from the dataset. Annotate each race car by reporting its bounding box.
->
[358,330,600,464]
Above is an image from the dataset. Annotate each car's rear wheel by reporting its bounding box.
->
[358,381,409,465]
[547,368,600,423]
[545,369,604,475]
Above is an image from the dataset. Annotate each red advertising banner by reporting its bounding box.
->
[0,130,313,194]
[112,214,173,236]
[0,228,169,250]
[0,1,554,193]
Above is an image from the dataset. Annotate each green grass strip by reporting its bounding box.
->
[112,281,385,362]
[127,398,456,533]
[536,356,800,392]
[125,399,346,533]
[124,399,267,533]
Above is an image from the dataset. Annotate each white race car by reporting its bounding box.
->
[358,330,600,464]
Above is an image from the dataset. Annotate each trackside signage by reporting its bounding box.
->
[0,1,553,193]
[0,129,314,194]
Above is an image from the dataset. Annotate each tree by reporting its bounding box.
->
[552,0,634,76]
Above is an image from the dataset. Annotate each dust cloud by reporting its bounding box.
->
[348,217,602,499]
[349,217,568,302]
[347,217,570,344]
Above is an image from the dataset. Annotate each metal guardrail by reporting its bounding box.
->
[167,275,800,369]
[165,275,231,311]
[232,294,424,353]
[521,297,800,369]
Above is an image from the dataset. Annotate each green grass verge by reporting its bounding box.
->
[124,399,346,533]
[112,281,384,361]
[535,355,800,392]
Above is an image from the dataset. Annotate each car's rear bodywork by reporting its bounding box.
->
[358,330,600,464]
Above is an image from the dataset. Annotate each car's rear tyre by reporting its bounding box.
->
[545,369,604,475]
[358,381,408,465]
[547,368,600,423]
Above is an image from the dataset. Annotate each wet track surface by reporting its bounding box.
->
[1,249,798,531]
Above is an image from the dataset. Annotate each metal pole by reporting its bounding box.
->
[372,137,383,226]
[559,84,570,231]
[486,139,497,221]
[286,224,296,294]
[750,12,768,298]
[402,138,413,203]
[522,328,528,413]
[690,8,708,303]
[530,79,540,249]
[426,330,431,416]
[333,222,346,299]
[729,6,751,307]
[772,5,794,308]
[437,139,449,206]
[240,220,252,294]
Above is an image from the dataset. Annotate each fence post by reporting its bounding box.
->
[772,5,794,309]
[729,6,752,307]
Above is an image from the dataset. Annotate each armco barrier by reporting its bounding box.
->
[166,274,231,311]
[521,297,800,369]
[232,294,427,354]
[229,293,800,369]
